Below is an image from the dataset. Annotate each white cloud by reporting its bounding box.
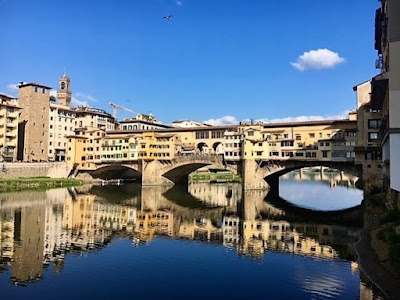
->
[204,111,350,126]
[204,115,239,126]
[74,92,97,103]
[175,0,182,6]
[7,83,18,92]
[291,48,345,71]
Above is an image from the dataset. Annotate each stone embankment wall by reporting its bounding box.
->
[0,162,71,179]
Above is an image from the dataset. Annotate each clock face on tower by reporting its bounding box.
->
[61,82,65,89]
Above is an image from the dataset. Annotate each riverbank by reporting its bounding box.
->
[0,177,83,192]
[355,196,400,300]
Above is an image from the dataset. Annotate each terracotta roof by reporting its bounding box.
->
[261,119,356,128]
[0,93,15,100]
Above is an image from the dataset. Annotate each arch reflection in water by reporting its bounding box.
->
[0,184,382,299]
[279,169,363,211]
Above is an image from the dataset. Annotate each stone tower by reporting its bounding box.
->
[57,73,71,107]
[17,83,51,161]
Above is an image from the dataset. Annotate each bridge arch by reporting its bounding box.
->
[160,156,237,184]
[263,160,362,181]
[260,160,362,195]
[89,164,142,180]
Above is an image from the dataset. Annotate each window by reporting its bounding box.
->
[295,135,301,141]
[211,131,223,139]
[196,131,209,139]
[319,133,322,138]
[369,132,379,140]
[322,151,328,158]
[281,141,294,147]
[347,131,357,137]
[325,142,330,146]
[368,119,382,129]
[295,152,304,157]
[35,86,38,93]
[320,142,324,147]
[248,131,254,137]
[346,152,355,158]
[309,133,315,138]
[42,88,46,93]
[283,134,289,139]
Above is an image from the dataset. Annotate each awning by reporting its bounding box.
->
[371,73,389,110]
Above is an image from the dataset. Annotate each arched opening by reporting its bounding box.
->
[212,142,224,155]
[90,164,142,181]
[196,143,209,155]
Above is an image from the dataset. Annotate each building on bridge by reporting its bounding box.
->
[240,119,357,162]
[66,118,360,184]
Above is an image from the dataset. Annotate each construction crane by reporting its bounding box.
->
[109,102,136,119]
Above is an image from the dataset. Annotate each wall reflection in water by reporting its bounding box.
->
[0,183,382,298]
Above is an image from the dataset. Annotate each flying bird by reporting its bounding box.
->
[163,15,173,20]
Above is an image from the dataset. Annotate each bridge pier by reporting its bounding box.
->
[242,159,270,190]
[140,160,174,186]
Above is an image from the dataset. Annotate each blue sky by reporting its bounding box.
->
[0,0,380,124]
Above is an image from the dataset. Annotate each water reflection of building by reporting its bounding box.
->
[237,218,343,259]
[135,210,174,243]
[188,183,241,208]
[12,206,46,285]
[222,216,240,247]
[63,194,137,249]
[178,218,222,242]
[0,185,362,287]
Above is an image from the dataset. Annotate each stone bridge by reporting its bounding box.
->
[87,156,361,190]
[89,155,239,186]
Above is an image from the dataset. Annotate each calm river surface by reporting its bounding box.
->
[0,171,383,299]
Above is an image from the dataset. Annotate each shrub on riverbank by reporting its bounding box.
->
[0,177,82,192]
[377,209,400,274]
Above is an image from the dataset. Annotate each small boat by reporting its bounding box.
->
[101,179,123,186]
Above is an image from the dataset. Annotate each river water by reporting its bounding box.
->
[0,171,384,299]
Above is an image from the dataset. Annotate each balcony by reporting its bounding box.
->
[6,112,17,119]
[3,151,14,157]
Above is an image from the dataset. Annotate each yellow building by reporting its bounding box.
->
[137,132,180,160]
[240,119,357,162]
[0,93,21,162]
[101,133,141,162]
[66,127,105,170]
